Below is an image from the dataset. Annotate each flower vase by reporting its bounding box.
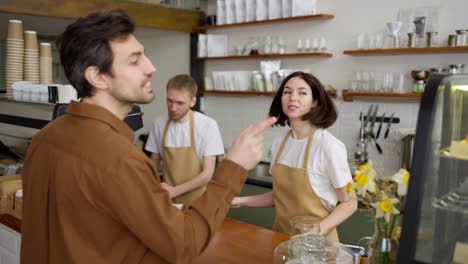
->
[368,218,400,264]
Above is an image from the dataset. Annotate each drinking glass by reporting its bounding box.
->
[368,35,376,49]
[383,72,394,92]
[394,73,406,93]
[375,33,384,49]
[356,33,366,49]
[264,36,272,54]
[361,71,370,92]
[304,38,311,52]
[297,39,303,52]
[320,37,327,51]
[373,72,384,92]
[312,37,320,51]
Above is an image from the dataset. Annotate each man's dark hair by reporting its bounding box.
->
[268,71,337,128]
[57,9,135,98]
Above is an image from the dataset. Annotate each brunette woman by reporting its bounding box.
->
[232,71,357,241]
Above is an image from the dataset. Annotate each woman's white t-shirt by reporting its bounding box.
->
[145,111,224,162]
[269,129,352,211]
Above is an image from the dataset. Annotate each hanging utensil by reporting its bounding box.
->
[363,105,374,130]
[385,113,395,139]
[369,104,379,134]
[373,136,383,154]
[369,107,383,154]
[359,111,364,140]
[376,112,386,139]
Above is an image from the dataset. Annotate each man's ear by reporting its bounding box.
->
[84,66,109,91]
[189,96,197,108]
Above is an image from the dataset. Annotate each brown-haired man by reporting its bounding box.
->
[20,9,276,264]
[145,74,224,206]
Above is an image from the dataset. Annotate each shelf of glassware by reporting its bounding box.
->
[343,46,468,56]
[342,89,422,102]
[193,14,334,31]
[201,90,276,96]
[193,52,332,60]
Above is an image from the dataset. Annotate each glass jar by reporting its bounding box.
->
[289,216,321,237]
[407,32,416,48]
[455,30,468,46]
[426,32,439,47]
[273,235,354,264]
[448,34,457,47]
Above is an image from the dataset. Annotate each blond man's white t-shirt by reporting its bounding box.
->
[145,111,224,161]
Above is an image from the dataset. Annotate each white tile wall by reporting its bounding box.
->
[199,0,467,176]
[203,94,420,176]
[0,224,21,264]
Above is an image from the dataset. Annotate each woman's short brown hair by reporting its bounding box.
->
[268,71,337,128]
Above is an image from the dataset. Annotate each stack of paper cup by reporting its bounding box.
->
[24,30,40,84]
[39,43,53,84]
[5,20,25,98]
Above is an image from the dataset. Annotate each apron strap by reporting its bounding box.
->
[189,110,195,147]
[302,129,315,169]
[274,129,316,170]
[274,130,291,164]
[162,117,171,147]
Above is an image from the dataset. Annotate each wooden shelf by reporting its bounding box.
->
[343,46,468,56]
[194,52,332,60]
[342,89,422,102]
[193,14,334,31]
[201,90,276,96]
[0,0,202,32]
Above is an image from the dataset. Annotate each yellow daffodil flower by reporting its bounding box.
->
[391,169,410,196]
[346,181,354,193]
[353,162,376,196]
[358,163,370,171]
[357,160,377,178]
[372,194,400,223]
[345,181,356,199]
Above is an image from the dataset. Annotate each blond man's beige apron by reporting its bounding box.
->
[162,110,204,206]
[272,130,339,241]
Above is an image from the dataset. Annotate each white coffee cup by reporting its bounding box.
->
[58,84,78,103]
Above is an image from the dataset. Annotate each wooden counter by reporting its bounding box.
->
[0,215,289,263]
[195,218,289,263]
[0,214,21,233]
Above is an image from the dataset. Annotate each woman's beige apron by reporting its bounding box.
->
[162,110,204,206]
[272,130,339,241]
